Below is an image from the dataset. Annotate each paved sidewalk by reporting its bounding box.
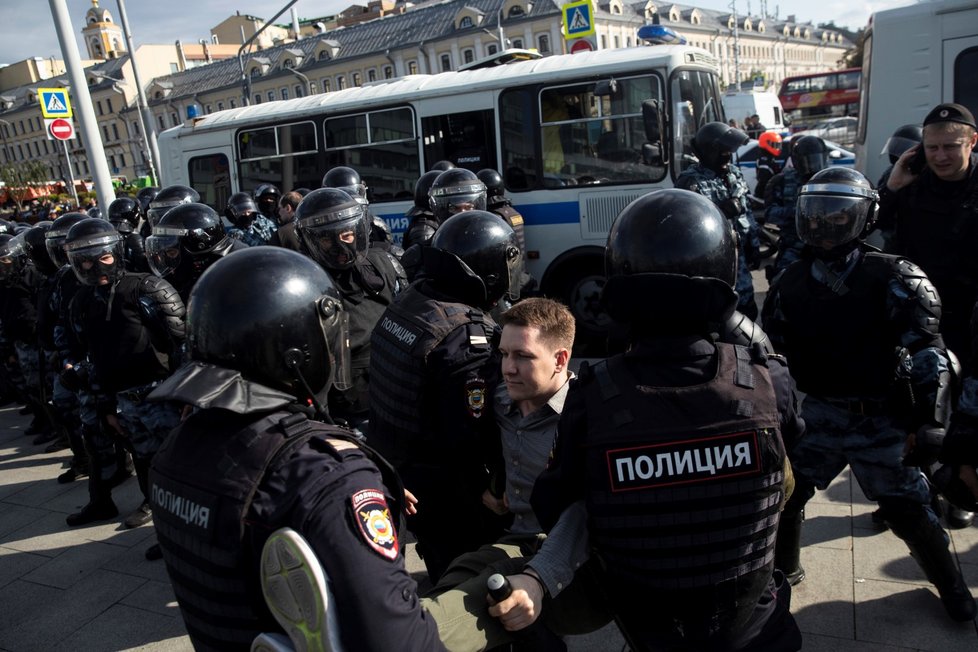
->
[0,402,977,651]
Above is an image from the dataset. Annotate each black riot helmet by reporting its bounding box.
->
[0,233,28,284]
[881,124,923,165]
[691,122,749,173]
[64,218,125,286]
[430,160,456,172]
[87,207,103,219]
[790,135,830,179]
[603,189,739,330]
[45,212,89,268]
[146,203,232,287]
[413,170,441,210]
[147,185,199,227]
[108,197,141,234]
[225,192,260,230]
[136,186,160,217]
[322,166,368,206]
[797,167,879,257]
[425,210,522,310]
[295,188,369,271]
[254,184,281,216]
[477,169,505,199]
[429,168,487,222]
[24,222,58,277]
[187,247,351,401]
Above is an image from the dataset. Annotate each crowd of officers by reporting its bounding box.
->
[1,99,977,651]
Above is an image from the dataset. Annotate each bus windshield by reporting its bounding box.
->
[671,68,725,175]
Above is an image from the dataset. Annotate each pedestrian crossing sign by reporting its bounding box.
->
[562,0,595,40]
[38,88,72,119]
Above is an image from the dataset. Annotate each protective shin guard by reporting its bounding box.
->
[775,509,806,586]
[65,444,118,527]
[885,503,977,622]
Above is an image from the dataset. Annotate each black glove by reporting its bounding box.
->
[719,196,744,219]
[59,365,90,392]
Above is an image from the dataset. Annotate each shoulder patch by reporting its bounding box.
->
[351,489,399,561]
[466,377,487,418]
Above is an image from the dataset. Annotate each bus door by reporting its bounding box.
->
[186,148,234,212]
[943,35,978,113]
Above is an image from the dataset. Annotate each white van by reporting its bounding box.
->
[854,0,978,184]
[722,91,787,132]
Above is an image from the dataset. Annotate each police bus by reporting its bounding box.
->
[157,45,724,344]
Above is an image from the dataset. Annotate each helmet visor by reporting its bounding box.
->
[66,238,124,286]
[881,135,920,159]
[147,198,190,226]
[319,296,351,392]
[45,234,69,268]
[336,183,368,204]
[793,151,828,177]
[796,195,868,250]
[429,185,487,218]
[145,232,184,278]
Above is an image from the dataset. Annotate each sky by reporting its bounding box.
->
[1,0,919,66]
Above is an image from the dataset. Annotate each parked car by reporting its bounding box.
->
[793,116,858,149]
[733,135,855,196]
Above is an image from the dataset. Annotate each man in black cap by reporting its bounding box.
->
[878,102,978,372]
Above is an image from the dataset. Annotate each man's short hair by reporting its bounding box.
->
[280,191,302,210]
[499,297,575,351]
[923,121,978,141]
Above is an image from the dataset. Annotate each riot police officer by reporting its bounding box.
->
[64,218,185,528]
[761,167,976,622]
[529,188,803,651]
[146,247,445,652]
[254,183,282,223]
[402,170,442,250]
[108,196,150,273]
[369,210,521,582]
[321,165,399,254]
[225,192,274,246]
[294,188,404,430]
[479,167,535,296]
[146,202,245,302]
[764,135,830,277]
[876,124,923,190]
[135,186,160,239]
[676,121,761,319]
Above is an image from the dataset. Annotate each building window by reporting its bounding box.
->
[600,35,607,49]
[281,87,289,100]
[614,36,620,48]
[459,16,473,29]
[111,123,119,140]
[368,69,377,82]
[537,35,550,54]
[102,125,110,141]
[488,44,498,55]
[384,65,393,79]
[107,98,113,113]
[171,112,179,126]
[157,115,165,129]
[230,98,237,108]
[205,104,212,113]
[352,72,362,86]
[109,154,116,169]
[97,101,103,115]
[512,38,524,49]
[119,153,126,167]
[267,90,275,102]
[463,48,475,63]
[440,54,452,71]
[321,78,331,92]
[131,120,140,135]
[295,84,304,98]
[408,61,418,74]
[508,6,525,18]
[255,94,262,104]
[250,68,262,79]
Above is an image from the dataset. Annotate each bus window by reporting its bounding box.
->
[501,74,665,190]
[499,89,539,190]
[421,110,496,172]
[189,153,232,211]
[238,121,320,194]
[671,69,724,176]
[324,107,420,202]
[954,47,978,115]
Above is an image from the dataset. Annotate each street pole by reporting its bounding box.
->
[116,0,161,186]
[729,0,741,87]
[49,0,115,210]
[61,139,79,208]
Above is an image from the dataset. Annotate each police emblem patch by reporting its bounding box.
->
[351,489,398,560]
[466,378,486,418]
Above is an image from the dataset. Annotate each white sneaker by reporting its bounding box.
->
[258,527,339,652]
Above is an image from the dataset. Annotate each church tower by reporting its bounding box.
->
[81,0,126,60]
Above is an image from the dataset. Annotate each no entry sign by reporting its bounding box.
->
[48,118,74,141]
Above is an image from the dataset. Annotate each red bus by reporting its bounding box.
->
[778,68,861,131]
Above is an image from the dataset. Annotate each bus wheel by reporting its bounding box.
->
[548,258,611,356]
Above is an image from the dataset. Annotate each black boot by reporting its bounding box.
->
[775,508,806,586]
[66,462,118,527]
[886,502,977,622]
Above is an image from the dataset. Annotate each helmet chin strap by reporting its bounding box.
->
[284,348,334,424]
